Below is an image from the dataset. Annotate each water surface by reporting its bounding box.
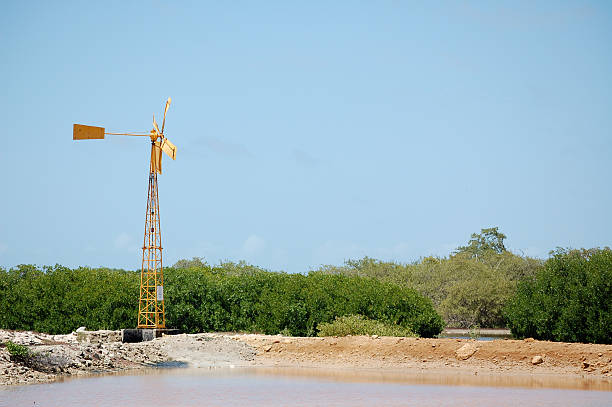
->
[2,367,611,407]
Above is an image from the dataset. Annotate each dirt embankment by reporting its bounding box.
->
[241,334,612,376]
[1,330,611,387]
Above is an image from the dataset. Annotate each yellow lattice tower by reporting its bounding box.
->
[73,98,177,329]
[138,149,165,328]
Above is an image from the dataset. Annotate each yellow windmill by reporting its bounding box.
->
[73,98,177,329]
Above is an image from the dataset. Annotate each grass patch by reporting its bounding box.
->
[317,314,415,337]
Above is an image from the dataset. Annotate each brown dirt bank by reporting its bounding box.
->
[1,330,611,390]
[236,334,612,384]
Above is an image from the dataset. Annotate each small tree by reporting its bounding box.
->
[456,227,507,257]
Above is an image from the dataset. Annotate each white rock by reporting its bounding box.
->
[455,343,478,360]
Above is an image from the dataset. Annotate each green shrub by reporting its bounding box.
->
[5,341,31,362]
[468,324,481,340]
[317,314,415,337]
[504,248,612,344]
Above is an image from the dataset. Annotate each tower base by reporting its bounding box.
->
[121,328,180,343]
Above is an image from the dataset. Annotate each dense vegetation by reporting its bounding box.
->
[317,228,543,328]
[2,228,609,343]
[0,263,443,338]
[317,314,415,337]
[504,248,612,344]
[0,265,138,334]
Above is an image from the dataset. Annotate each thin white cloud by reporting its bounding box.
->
[169,240,222,263]
[370,242,410,259]
[292,149,320,168]
[203,137,253,158]
[114,232,132,249]
[312,240,366,265]
[242,234,266,255]
[114,232,139,253]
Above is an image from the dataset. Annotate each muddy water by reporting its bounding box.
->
[2,368,611,407]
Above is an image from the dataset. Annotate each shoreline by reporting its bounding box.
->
[1,330,611,390]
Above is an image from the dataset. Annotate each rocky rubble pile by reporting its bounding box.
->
[1,330,258,386]
[76,329,121,344]
[0,330,78,346]
[0,330,168,386]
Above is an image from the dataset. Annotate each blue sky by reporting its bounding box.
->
[1,1,610,272]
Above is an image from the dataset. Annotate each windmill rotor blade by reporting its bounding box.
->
[153,114,161,135]
[151,141,162,174]
[160,137,177,160]
[161,97,171,134]
[150,145,155,172]
[73,124,105,140]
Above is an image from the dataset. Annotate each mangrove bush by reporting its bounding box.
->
[504,248,612,344]
[0,263,444,337]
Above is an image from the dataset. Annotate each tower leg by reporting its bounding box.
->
[137,169,165,328]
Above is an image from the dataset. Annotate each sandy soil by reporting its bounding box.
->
[1,330,611,389]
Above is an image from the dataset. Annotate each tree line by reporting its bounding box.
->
[316,228,542,328]
[312,228,611,343]
[0,263,443,338]
[1,228,609,343]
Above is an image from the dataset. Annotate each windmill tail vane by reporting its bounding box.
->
[73,98,177,329]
